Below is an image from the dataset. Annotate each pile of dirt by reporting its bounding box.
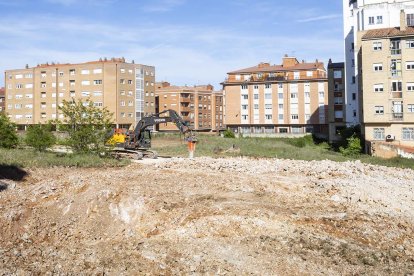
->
[0,157,413,275]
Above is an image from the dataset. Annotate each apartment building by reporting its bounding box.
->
[222,56,328,136]
[0,87,5,113]
[155,82,224,131]
[343,0,414,126]
[361,16,414,147]
[4,58,155,129]
[327,61,347,143]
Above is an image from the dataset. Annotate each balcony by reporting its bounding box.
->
[391,70,402,77]
[391,92,403,98]
[180,97,191,103]
[391,112,403,121]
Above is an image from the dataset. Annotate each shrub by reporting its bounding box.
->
[25,123,56,152]
[0,113,19,149]
[56,99,114,154]
[339,135,362,156]
[223,128,236,138]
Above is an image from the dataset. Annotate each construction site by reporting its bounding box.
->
[1,154,413,275]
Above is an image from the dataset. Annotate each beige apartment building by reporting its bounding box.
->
[222,56,328,136]
[0,87,5,113]
[4,58,155,129]
[327,60,347,143]
[155,82,224,131]
[361,23,414,148]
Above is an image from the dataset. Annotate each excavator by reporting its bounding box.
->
[109,109,197,159]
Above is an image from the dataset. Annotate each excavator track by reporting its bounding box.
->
[111,147,158,160]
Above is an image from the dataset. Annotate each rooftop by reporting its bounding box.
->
[362,26,414,40]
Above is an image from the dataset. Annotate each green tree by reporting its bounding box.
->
[0,113,19,148]
[223,128,236,138]
[339,135,362,156]
[56,99,114,154]
[25,123,56,152]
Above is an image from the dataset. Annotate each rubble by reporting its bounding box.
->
[0,157,413,275]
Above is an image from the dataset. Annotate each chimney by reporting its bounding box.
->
[401,10,407,31]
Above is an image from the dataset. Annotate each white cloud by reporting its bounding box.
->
[297,14,342,23]
[0,14,343,89]
[142,0,186,12]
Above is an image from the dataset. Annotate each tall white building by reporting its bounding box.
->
[343,0,414,125]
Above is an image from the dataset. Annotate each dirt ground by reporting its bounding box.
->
[1,157,413,275]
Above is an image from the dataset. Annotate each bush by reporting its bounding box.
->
[285,135,314,148]
[0,113,19,149]
[56,99,114,154]
[223,129,236,138]
[25,123,56,152]
[339,135,362,156]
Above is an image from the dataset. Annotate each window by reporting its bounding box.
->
[241,84,248,90]
[293,72,300,79]
[391,59,402,76]
[254,104,259,109]
[81,91,90,97]
[265,93,272,99]
[25,94,33,99]
[391,81,402,92]
[373,63,383,71]
[278,93,283,99]
[407,14,414,26]
[290,93,298,99]
[278,114,284,120]
[352,76,356,84]
[253,85,259,90]
[376,15,383,24]
[59,71,64,77]
[306,71,313,77]
[94,102,103,107]
[241,115,248,120]
[334,110,343,118]
[25,73,33,78]
[334,97,343,104]
[319,91,325,99]
[69,69,75,75]
[374,84,384,92]
[128,80,133,84]
[25,83,33,89]
[241,105,248,110]
[407,82,414,91]
[128,101,133,106]
[242,95,248,100]
[373,128,385,140]
[93,80,102,85]
[121,112,125,117]
[407,40,414,48]
[278,83,283,89]
[93,68,102,74]
[265,114,272,120]
[406,61,414,70]
[16,84,23,89]
[265,83,271,89]
[333,70,342,78]
[368,16,375,25]
[291,114,299,120]
[373,42,382,51]
[243,75,250,81]
[352,93,356,100]
[120,90,125,95]
[41,72,46,78]
[15,74,23,79]
[402,128,414,140]
[81,69,90,75]
[93,91,102,96]
[265,104,272,109]
[70,91,75,97]
[375,105,384,115]
[41,92,46,98]
[120,101,125,106]
[254,94,259,100]
[408,104,414,113]
[70,80,75,86]
[391,40,401,55]
[81,80,90,86]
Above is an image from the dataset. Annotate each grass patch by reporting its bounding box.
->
[0,148,130,168]
[152,133,414,169]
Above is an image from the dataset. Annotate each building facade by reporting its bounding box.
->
[155,82,224,131]
[222,56,328,136]
[4,58,155,129]
[361,20,414,147]
[327,61,347,143]
[0,87,5,113]
[343,0,414,126]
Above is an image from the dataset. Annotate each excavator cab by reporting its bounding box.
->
[139,129,152,148]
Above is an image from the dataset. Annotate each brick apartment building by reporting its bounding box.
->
[222,55,328,137]
[327,60,347,143]
[4,58,155,129]
[155,82,224,131]
[0,87,5,113]
[361,17,414,148]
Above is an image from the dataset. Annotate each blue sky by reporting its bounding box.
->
[0,0,343,89]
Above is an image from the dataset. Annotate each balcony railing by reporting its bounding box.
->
[391,70,402,77]
[391,92,403,98]
[391,112,403,121]
[391,49,401,55]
